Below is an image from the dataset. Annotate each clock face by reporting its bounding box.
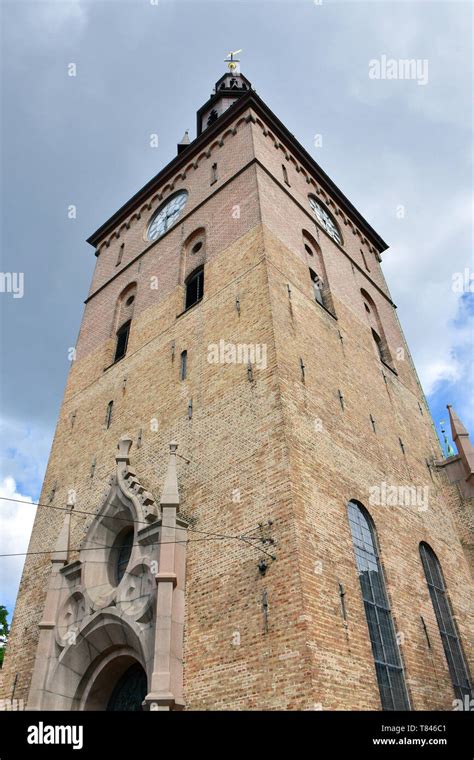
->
[147,191,188,241]
[309,197,342,245]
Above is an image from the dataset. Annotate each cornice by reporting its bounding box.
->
[87,90,388,254]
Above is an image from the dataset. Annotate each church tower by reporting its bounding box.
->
[1,58,472,711]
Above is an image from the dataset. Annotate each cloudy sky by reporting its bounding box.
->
[0,0,472,618]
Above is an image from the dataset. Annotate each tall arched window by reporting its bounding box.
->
[180,227,206,287]
[347,501,410,710]
[112,283,137,364]
[360,288,393,368]
[302,230,335,315]
[114,320,131,362]
[419,543,472,701]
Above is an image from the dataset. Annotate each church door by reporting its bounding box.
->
[106,662,147,711]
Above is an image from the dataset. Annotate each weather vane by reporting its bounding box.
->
[225,49,242,73]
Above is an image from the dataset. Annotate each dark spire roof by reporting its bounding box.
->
[177,129,190,154]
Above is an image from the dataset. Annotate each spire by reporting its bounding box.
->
[160,441,180,509]
[177,129,190,155]
[447,404,474,483]
[196,53,252,137]
[52,493,74,564]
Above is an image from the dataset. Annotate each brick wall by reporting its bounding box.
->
[2,106,471,710]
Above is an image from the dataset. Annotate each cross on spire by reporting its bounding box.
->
[225,49,242,73]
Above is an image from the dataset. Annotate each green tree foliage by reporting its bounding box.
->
[0,606,10,667]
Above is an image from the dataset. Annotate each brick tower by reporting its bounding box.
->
[1,61,472,711]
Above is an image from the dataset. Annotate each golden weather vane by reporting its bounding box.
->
[225,49,242,72]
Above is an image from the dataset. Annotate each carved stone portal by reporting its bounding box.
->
[27,437,188,711]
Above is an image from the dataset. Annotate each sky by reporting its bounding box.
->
[0,0,473,619]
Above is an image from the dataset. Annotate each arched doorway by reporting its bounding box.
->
[107,662,147,711]
[78,651,147,711]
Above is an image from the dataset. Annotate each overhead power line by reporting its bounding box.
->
[0,497,277,561]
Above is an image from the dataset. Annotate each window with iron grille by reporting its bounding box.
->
[347,501,410,710]
[419,543,472,701]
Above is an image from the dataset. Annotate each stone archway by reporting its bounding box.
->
[44,611,149,711]
[26,439,187,712]
[77,650,147,711]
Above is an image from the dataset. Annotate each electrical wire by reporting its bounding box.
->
[0,497,277,560]
[0,496,264,540]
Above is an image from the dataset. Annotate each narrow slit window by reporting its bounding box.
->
[180,350,187,381]
[116,243,124,267]
[211,163,218,184]
[105,400,113,429]
[282,164,290,186]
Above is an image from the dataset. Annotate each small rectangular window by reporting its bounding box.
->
[282,164,290,186]
[180,350,187,381]
[211,163,218,185]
